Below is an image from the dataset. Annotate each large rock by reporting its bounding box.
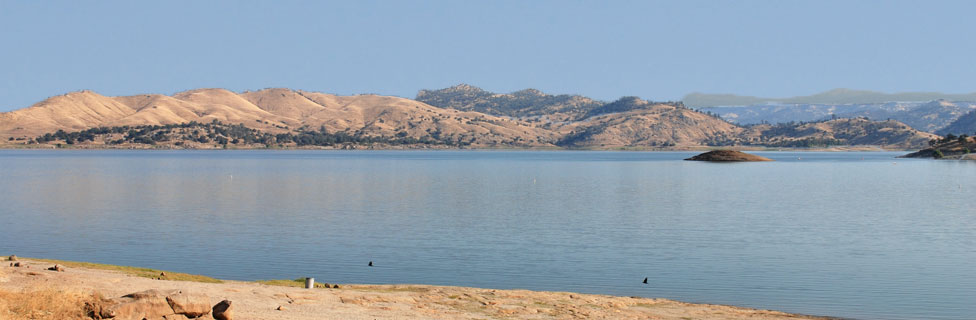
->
[106,290,176,320]
[166,292,212,317]
[212,300,232,320]
[685,150,773,162]
[96,289,213,320]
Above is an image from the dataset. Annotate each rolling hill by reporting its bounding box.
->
[416,84,605,121]
[0,86,941,149]
[555,100,742,148]
[0,89,556,148]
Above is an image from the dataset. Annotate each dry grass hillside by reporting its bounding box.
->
[0,89,556,147]
[556,104,742,148]
[746,118,938,148]
[0,91,135,137]
[0,88,942,149]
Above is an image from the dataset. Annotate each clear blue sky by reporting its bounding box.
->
[2,0,975,111]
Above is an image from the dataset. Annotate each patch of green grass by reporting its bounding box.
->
[27,257,222,283]
[344,286,430,293]
[256,278,333,288]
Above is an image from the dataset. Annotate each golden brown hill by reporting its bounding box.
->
[0,89,556,148]
[0,88,943,149]
[556,103,742,148]
[0,91,135,137]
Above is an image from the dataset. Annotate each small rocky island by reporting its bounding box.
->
[685,150,773,162]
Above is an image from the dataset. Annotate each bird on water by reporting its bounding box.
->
[642,277,648,284]
[368,261,373,267]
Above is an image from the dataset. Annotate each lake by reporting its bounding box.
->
[1,150,973,319]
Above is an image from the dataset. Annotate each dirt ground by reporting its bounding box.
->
[0,258,830,320]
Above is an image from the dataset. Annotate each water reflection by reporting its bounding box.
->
[0,150,973,320]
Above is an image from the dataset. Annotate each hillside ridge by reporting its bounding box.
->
[1,87,939,149]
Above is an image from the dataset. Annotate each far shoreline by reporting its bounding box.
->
[0,143,918,153]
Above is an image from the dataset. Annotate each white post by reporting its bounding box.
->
[305,277,315,289]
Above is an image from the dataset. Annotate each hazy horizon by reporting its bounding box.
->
[3,0,976,111]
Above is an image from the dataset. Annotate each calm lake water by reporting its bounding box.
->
[1,150,974,319]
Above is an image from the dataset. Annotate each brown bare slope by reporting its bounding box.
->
[0,89,556,148]
[0,91,136,138]
[240,89,557,146]
[556,102,742,148]
[172,88,290,130]
[111,93,277,129]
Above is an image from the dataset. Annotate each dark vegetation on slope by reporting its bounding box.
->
[2,85,942,150]
[901,133,976,159]
[417,84,684,121]
[28,120,456,148]
[581,96,684,119]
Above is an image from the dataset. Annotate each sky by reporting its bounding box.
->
[1,0,975,111]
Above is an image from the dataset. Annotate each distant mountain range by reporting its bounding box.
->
[0,85,939,149]
[936,110,976,136]
[700,100,976,133]
[684,89,976,108]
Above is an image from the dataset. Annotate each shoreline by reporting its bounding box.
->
[1,257,838,320]
[0,143,915,152]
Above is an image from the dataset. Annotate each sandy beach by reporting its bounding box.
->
[0,258,830,320]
